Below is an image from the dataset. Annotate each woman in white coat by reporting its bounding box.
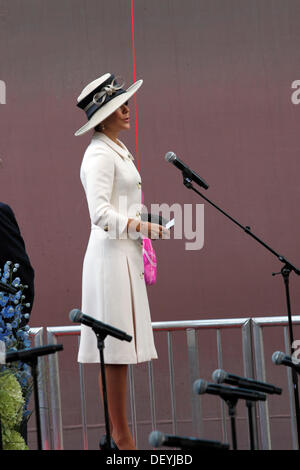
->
[75,74,169,450]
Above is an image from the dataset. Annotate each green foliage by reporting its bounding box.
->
[0,370,29,450]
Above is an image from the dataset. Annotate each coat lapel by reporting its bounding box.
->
[93,132,134,161]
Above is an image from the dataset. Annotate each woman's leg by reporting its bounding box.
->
[98,364,136,450]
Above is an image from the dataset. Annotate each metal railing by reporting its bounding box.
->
[251,316,300,450]
[28,327,52,450]
[29,316,300,450]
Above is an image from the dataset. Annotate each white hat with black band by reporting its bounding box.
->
[75,73,143,136]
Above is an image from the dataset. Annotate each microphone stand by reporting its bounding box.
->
[93,327,113,451]
[181,168,300,448]
[224,398,238,450]
[28,356,42,450]
[246,401,255,450]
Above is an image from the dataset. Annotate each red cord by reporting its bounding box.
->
[130,0,139,171]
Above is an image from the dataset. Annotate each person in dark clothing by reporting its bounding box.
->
[0,202,35,445]
[0,202,34,318]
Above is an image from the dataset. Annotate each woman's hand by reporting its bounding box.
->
[139,221,170,240]
[127,219,170,240]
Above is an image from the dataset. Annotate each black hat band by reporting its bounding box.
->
[77,75,126,120]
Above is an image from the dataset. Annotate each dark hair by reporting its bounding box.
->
[94,101,129,131]
[94,123,102,132]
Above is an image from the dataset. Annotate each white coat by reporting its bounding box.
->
[77,132,158,364]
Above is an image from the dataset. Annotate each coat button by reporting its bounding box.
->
[137,182,141,189]
[140,272,144,279]
[104,225,109,231]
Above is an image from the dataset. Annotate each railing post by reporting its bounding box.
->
[186,328,203,437]
[252,320,272,449]
[216,329,228,443]
[30,327,51,450]
[242,319,259,450]
[148,360,157,433]
[78,336,88,450]
[128,364,138,448]
[167,331,177,436]
[47,328,64,450]
[284,326,298,449]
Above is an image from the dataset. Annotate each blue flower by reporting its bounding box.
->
[1,306,15,318]
[20,377,28,387]
[15,304,22,314]
[14,312,22,320]
[12,278,21,288]
[20,363,31,374]
[0,259,33,422]
[14,291,22,301]
[23,410,31,418]
[16,330,25,339]
[11,320,19,329]
[3,337,13,348]
[0,296,8,307]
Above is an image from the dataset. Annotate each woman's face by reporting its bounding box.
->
[102,102,130,133]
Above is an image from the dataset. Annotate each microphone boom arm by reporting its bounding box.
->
[181,173,300,275]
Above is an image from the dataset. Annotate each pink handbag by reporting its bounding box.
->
[141,192,157,285]
[143,238,157,285]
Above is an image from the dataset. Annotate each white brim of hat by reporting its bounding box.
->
[74,79,143,136]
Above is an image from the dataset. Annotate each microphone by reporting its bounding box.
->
[193,379,267,402]
[165,151,209,190]
[4,344,63,363]
[149,430,229,450]
[272,351,300,373]
[0,280,17,294]
[141,212,169,227]
[69,309,132,342]
[212,369,282,395]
